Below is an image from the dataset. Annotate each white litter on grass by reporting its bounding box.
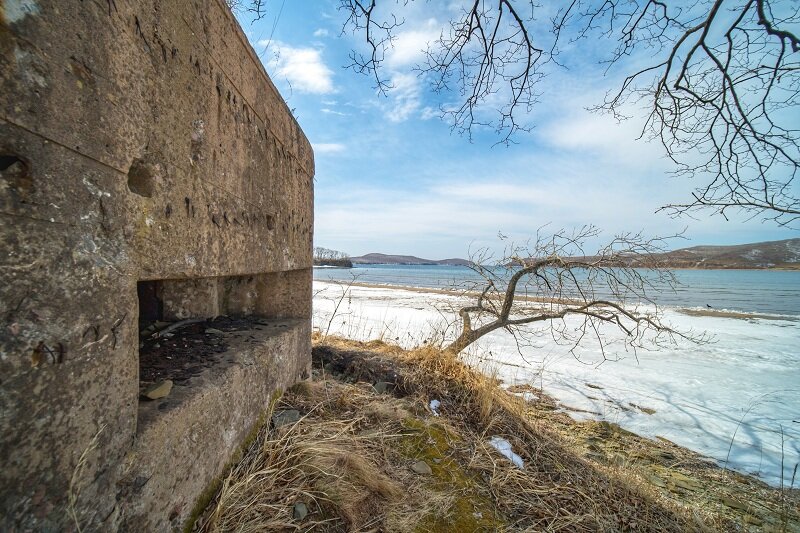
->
[429,399,441,416]
[489,436,524,469]
[517,391,538,402]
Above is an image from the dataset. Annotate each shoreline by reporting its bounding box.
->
[319,263,800,272]
[313,279,799,321]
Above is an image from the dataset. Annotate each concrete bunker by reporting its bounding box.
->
[0,0,314,530]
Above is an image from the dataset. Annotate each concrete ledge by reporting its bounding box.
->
[116,319,311,530]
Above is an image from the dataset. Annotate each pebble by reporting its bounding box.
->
[411,460,432,475]
[142,380,173,400]
[205,328,226,335]
[272,409,301,428]
[293,501,308,520]
[373,381,392,394]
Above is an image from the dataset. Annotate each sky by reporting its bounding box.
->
[234,1,798,259]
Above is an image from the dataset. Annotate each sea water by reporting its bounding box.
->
[315,264,800,316]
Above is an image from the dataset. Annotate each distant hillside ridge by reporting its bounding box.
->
[350,253,471,266]
[652,237,800,269]
[351,238,800,269]
[557,238,800,270]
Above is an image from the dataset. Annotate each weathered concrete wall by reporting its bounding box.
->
[0,0,313,530]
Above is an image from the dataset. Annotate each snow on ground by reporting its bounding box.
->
[488,436,525,469]
[313,280,800,487]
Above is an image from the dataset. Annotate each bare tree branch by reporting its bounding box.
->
[445,226,709,356]
[555,0,800,225]
[334,0,800,224]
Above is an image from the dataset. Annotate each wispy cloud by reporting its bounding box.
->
[261,40,335,94]
[420,106,439,120]
[386,18,440,68]
[321,108,348,116]
[238,4,796,257]
[386,73,422,122]
[314,142,347,154]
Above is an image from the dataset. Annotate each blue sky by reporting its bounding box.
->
[235,1,798,259]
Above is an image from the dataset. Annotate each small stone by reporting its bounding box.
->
[205,328,225,335]
[373,381,392,394]
[585,452,606,462]
[292,501,308,520]
[720,496,750,511]
[411,460,432,475]
[272,409,301,428]
[671,477,700,491]
[142,380,173,400]
[743,514,762,526]
[657,450,676,461]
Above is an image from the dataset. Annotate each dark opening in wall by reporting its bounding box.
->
[0,154,33,200]
[0,155,24,171]
[127,158,158,197]
[137,280,163,324]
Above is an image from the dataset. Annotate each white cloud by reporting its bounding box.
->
[260,41,334,94]
[386,19,440,68]
[321,108,348,116]
[313,28,330,37]
[386,73,422,122]
[420,106,439,120]
[313,142,347,154]
[539,109,669,172]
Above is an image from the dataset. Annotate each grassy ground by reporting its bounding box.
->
[196,335,799,532]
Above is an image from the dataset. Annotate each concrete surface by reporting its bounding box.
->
[0,0,313,529]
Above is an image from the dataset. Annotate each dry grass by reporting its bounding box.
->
[395,344,714,532]
[198,335,797,532]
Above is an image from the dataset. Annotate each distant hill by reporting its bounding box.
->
[350,253,471,266]
[558,238,800,270]
[653,238,800,269]
[351,239,800,269]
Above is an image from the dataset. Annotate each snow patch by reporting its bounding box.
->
[489,436,524,469]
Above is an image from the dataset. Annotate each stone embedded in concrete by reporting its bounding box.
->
[0,0,314,530]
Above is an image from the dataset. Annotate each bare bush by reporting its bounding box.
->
[444,226,708,356]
